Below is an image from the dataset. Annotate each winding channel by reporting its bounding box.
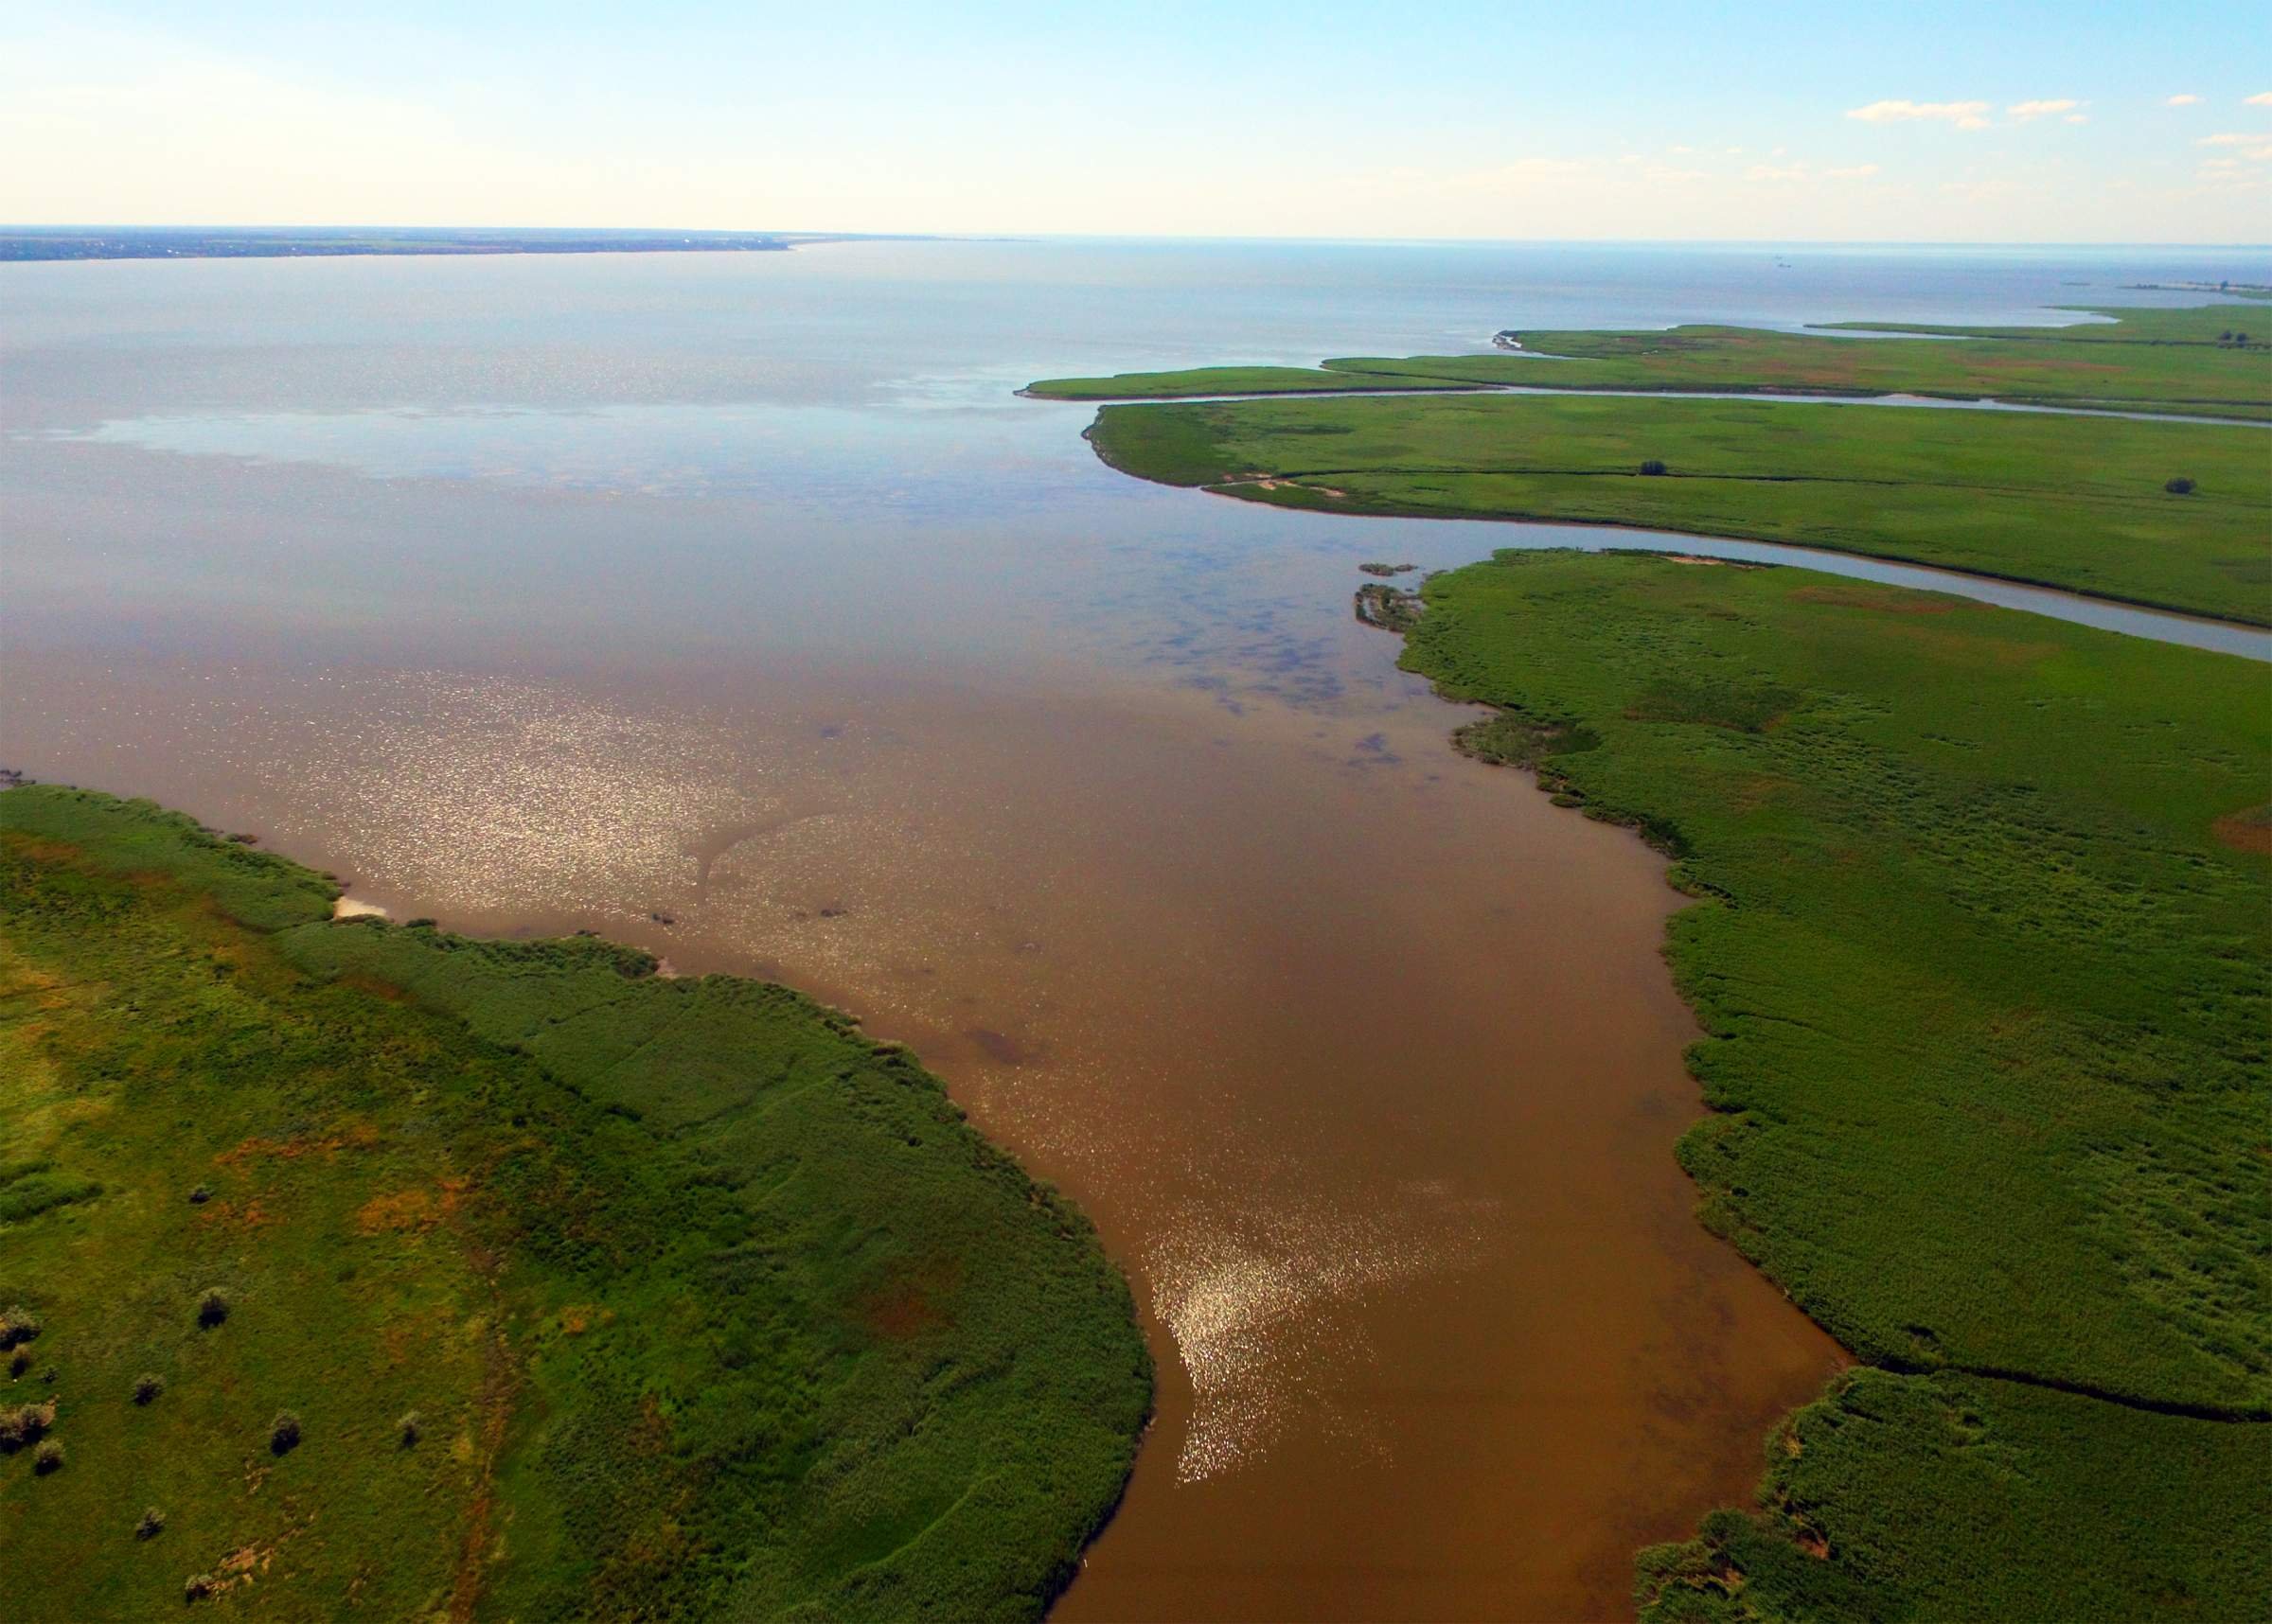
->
[1037,392,2272,662]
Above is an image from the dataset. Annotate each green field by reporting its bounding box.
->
[1393,551,2270,1619]
[0,787,1149,1621]
[1077,390,2272,623]
[1027,304,2272,419]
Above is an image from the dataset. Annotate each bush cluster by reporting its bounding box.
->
[0,1399,56,1453]
[0,1305,41,1350]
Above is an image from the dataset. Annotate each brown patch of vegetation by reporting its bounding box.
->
[216,1121,382,1170]
[2209,803,2272,855]
[196,1196,277,1230]
[355,1189,439,1234]
[857,1256,963,1343]
[336,971,410,1002]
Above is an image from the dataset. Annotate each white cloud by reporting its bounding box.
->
[2065,114,2087,124]
[2007,98,2081,120]
[1745,161,1881,184]
[2248,92,2272,107]
[2197,132,2272,161]
[2166,94,2203,106]
[1847,98,1993,130]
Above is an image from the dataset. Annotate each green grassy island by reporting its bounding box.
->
[1031,313,2271,1620]
[1074,388,2271,624]
[1027,303,2272,420]
[0,787,1149,1621]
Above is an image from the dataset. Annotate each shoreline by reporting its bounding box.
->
[1030,377,2272,426]
[0,230,929,265]
[0,779,1154,1620]
[1075,421,2272,648]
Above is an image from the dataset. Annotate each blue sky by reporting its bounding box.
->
[6,1,2268,240]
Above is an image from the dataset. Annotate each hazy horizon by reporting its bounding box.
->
[9,2,2269,245]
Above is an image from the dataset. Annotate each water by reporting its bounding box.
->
[4,238,2263,1619]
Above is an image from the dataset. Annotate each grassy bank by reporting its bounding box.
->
[1391,550,2269,1619]
[1077,390,2272,624]
[1027,304,2272,418]
[0,787,1149,1620]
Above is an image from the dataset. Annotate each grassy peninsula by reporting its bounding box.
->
[1075,390,2272,623]
[0,787,1148,1620]
[1031,306,2272,1617]
[1398,551,2271,1620]
[1027,304,2272,419]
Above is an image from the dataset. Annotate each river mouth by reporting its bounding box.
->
[5,637,1845,1619]
[10,239,2238,1619]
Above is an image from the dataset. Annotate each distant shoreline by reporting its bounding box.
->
[0,227,924,263]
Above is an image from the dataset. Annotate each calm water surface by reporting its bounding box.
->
[5,240,2263,1619]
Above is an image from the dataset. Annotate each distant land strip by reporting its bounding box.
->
[0,226,928,262]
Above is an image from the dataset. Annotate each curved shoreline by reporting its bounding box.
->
[0,782,1153,1621]
[1075,421,2272,656]
[1350,557,2270,1617]
[1023,379,2272,428]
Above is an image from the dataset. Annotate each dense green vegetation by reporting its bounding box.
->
[1077,389,2272,623]
[0,787,1148,1621]
[1390,550,2269,1619]
[1637,1369,2269,1622]
[1027,304,2272,419]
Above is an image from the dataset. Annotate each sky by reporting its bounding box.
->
[5,1,2268,242]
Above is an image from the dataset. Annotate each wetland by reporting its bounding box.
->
[5,239,2266,1618]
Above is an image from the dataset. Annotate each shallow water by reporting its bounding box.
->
[4,238,2262,1618]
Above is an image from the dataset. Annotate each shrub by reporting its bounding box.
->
[0,1400,55,1452]
[135,1508,166,1541]
[0,1305,40,1350]
[32,1437,63,1474]
[398,1410,422,1448]
[2165,477,2196,495]
[270,1410,302,1455]
[185,1573,217,1603]
[1639,459,1669,476]
[187,1184,212,1205]
[7,1350,26,1378]
[196,1289,229,1329]
[133,1372,165,1406]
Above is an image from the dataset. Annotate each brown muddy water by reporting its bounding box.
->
[20,239,2229,1618]
[6,642,1844,1618]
